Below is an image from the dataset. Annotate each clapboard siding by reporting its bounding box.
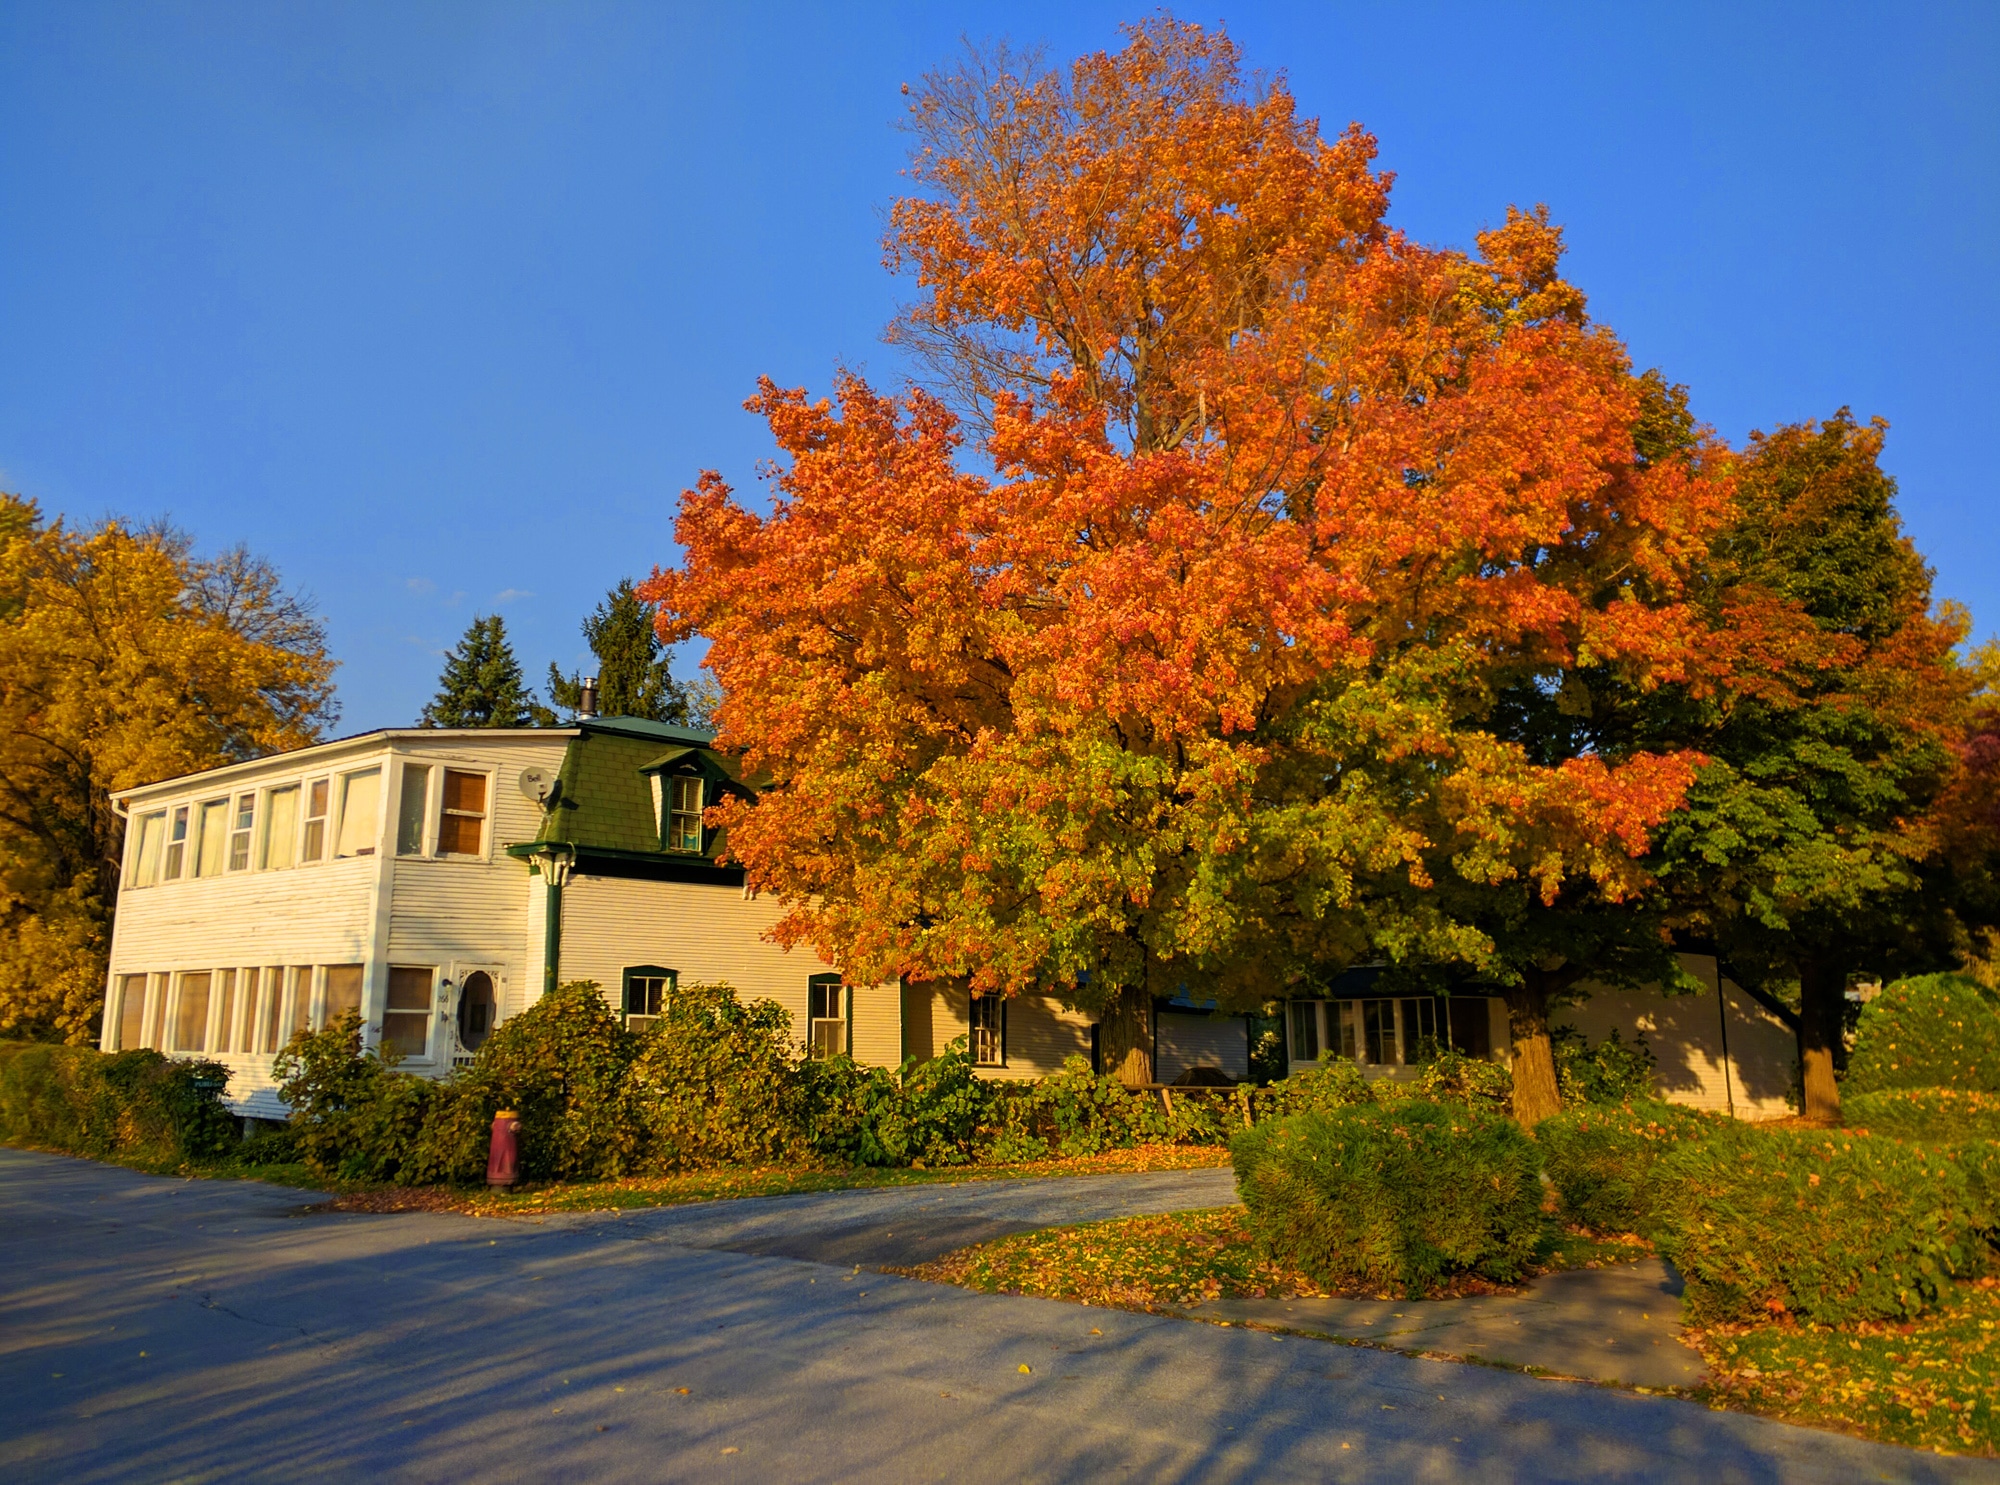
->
[1156,1011,1250,1082]
[1559,956,1797,1120]
[921,986,1095,1080]
[554,875,901,1067]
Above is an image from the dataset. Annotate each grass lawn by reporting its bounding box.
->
[1689,1278,2000,1456]
[890,1206,1650,1310]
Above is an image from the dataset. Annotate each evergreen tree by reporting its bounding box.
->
[547,579,690,724]
[421,615,555,728]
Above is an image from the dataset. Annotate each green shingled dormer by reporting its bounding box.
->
[505,717,748,886]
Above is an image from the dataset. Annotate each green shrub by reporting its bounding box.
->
[1246,1058,1375,1122]
[1553,1027,1657,1105]
[274,1014,432,1181]
[808,1038,992,1167]
[630,982,812,1170]
[1653,1126,1994,1325]
[1409,1048,1513,1115]
[1536,1099,1715,1234]
[0,1041,235,1164]
[1845,1087,2000,1143]
[1845,974,2000,1095]
[1231,1101,1545,1295]
[471,981,641,1180]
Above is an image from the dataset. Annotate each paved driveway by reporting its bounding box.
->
[535,1166,1239,1265]
[1,1148,1990,1483]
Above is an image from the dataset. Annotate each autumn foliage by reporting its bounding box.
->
[644,20,1790,1100]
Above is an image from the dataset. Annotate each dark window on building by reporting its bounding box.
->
[808,974,845,1059]
[1288,1000,1320,1063]
[969,994,1004,1067]
[666,776,704,852]
[624,966,676,1034]
[383,966,434,1058]
[457,970,497,1051]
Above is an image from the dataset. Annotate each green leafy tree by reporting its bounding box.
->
[420,615,555,728]
[1658,410,1976,1123]
[547,578,691,724]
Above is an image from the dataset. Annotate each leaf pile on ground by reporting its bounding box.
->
[328,1142,1230,1215]
[1690,1277,2000,1456]
[890,1207,1650,1312]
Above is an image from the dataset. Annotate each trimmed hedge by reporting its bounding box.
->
[1652,1126,1994,1325]
[1845,1087,2000,1144]
[1535,1099,1716,1235]
[1231,1101,1545,1295]
[1845,974,2000,1095]
[0,1041,236,1164]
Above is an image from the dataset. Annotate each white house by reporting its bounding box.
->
[100,712,1801,1120]
[98,715,910,1119]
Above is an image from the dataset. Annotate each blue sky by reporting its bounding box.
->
[2,2,1995,731]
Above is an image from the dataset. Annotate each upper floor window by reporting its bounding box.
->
[437,770,487,856]
[193,798,229,877]
[302,779,330,862]
[228,793,256,871]
[970,994,1004,1067]
[807,975,844,1059]
[128,811,166,887]
[396,765,432,856]
[263,784,300,869]
[163,806,189,880]
[334,769,380,858]
[665,775,703,853]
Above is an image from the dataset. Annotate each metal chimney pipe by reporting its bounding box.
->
[578,675,599,720]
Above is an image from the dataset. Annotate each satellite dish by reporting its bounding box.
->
[518,766,556,805]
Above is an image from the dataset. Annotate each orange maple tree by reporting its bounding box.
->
[645,19,1772,1112]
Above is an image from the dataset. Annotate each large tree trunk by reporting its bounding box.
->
[1797,956,1846,1125]
[1099,982,1154,1087]
[1505,974,1564,1128]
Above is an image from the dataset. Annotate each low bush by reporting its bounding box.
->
[1535,1099,1715,1234]
[0,1041,235,1164]
[1652,1126,1994,1325]
[1231,1101,1545,1295]
[1845,974,2000,1095]
[1408,1048,1514,1114]
[1245,1058,1374,1121]
[275,1013,432,1182]
[1844,1087,2000,1144]
[809,1039,992,1167]
[468,982,640,1180]
[1553,1027,1657,1105]
[632,984,812,1169]
[984,1056,1251,1162]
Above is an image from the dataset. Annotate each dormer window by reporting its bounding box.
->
[665,775,703,852]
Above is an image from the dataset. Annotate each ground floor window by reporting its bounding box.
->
[174,972,212,1052]
[969,993,1004,1067]
[1290,995,1492,1066]
[260,967,285,1053]
[808,975,845,1059]
[115,974,147,1051]
[623,967,675,1034]
[383,966,434,1058]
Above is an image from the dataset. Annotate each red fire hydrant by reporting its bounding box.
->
[486,1109,521,1188]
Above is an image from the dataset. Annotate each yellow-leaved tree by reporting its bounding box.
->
[0,496,338,1043]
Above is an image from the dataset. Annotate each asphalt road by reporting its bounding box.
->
[1,1148,1990,1484]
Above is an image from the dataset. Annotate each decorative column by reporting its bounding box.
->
[528,843,577,995]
